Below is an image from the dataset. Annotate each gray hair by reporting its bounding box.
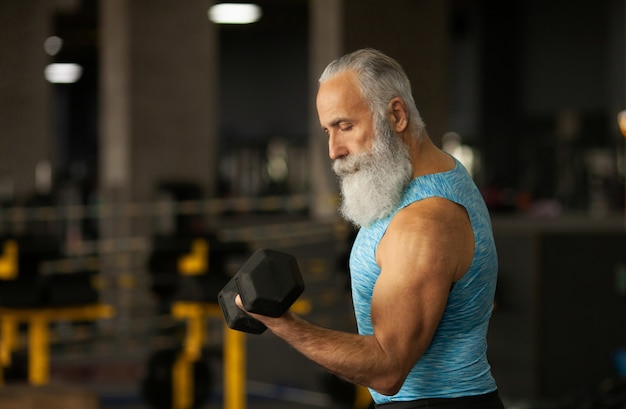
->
[319,48,425,139]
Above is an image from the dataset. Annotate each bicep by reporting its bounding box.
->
[371,242,452,372]
[370,200,470,373]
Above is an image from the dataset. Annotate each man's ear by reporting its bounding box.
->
[389,97,409,133]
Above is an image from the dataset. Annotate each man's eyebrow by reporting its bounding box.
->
[329,118,350,127]
[321,118,351,132]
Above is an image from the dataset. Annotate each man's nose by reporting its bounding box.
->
[328,133,348,160]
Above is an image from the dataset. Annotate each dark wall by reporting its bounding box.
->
[489,223,626,399]
[218,0,309,149]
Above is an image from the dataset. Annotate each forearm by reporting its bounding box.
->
[266,312,404,394]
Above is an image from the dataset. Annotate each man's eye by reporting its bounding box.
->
[340,125,353,132]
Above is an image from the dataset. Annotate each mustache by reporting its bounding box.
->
[332,151,373,177]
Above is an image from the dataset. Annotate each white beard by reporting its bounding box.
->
[333,121,413,227]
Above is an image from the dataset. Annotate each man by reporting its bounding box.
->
[236,48,504,408]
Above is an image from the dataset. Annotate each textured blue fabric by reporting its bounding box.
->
[349,158,498,404]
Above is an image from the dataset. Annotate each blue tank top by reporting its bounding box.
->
[349,158,498,404]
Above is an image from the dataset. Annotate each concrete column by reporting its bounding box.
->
[0,0,54,202]
[100,0,218,228]
[99,0,131,208]
[308,0,344,220]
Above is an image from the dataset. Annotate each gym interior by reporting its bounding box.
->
[1,1,625,408]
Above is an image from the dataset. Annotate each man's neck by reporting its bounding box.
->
[408,132,455,178]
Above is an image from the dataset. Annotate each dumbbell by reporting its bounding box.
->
[217,248,305,334]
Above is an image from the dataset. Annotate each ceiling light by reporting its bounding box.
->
[44,36,63,56]
[44,63,83,83]
[208,3,262,24]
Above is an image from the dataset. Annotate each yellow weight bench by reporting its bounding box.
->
[171,298,311,409]
[0,304,115,386]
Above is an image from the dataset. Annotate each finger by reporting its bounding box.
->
[235,294,244,309]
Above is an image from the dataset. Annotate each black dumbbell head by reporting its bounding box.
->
[218,276,267,334]
[238,249,304,317]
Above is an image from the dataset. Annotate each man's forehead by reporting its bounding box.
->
[317,71,367,116]
[318,70,359,96]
